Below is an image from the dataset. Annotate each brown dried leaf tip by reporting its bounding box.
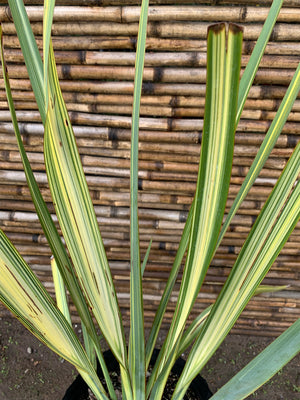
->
[208,22,225,35]
[229,23,244,35]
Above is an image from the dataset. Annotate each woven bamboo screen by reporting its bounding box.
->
[0,0,299,336]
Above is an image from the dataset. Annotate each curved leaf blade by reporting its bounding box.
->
[210,318,300,400]
[0,231,108,400]
[0,25,104,364]
[44,43,127,370]
[218,62,300,247]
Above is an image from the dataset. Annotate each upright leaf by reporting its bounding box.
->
[43,0,56,112]
[172,143,300,399]
[128,0,149,398]
[7,0,45,121]
[237,0,283,122]
[148,24,243,399]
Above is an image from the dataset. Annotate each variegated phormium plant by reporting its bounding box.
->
[0,0,299,399]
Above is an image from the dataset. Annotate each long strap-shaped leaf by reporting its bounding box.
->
[42,5,117,395]
[0,231,108,400]
[1,21,118,400]
[44,43,128,374]
[218,61,300,248]
[146,0,285,361]
[236,0,283,122]
[145,207,192,368]
[172,142,300,399]
[7,0,45,122]
[128,0,149,398]
[148,24,243,399]
[210,318,300,400]
[0,23,101,355]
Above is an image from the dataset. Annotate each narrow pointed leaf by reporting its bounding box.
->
[0,231,108,400]
[176,305,212,357]
[44,43,127,370]
[236,0,283,123]
[210,318,300,400]
[0,26,104,364]
[43,0,55,112]
[142,238,152,276]
[128,1,149,397]
[172,143,300,398]
[7,0,45,122]
[148,24,243,399]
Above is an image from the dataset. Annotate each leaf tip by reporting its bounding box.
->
[229,23,244,35]
[208,22,226,35]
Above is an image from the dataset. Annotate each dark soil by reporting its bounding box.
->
[0,317,299,400]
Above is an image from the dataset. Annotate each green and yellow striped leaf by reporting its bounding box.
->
[148,23,243,399]
[172,142,300,399]
[44,43,127,372]
[0,231,108,400]
[128,0,149,398]
[0,24,107,370]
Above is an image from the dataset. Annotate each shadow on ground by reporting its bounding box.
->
[0,317,299,400]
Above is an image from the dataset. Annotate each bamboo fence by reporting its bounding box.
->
[0,0,299,337]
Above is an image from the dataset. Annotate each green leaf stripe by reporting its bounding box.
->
[0,231,108,400]
[148,24,243,400]
[44,44,127,369]
[210,318,300,400]
[129,0,149,398]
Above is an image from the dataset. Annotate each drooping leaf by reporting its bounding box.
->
[0,24,105,370]
[0,231,108,400]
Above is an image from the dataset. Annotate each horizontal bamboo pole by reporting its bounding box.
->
[2,91,300,114]
[3,97,300,123]
[2,21,300,41]
[1,109,299,137]
[3,92,300,120]
[122,5,300,23]
[1,5,300,24]
[4,34,300,56]
[2,64,298,88]
[2,77,297,101]
[20,0,300,7]
[4,48,300,70]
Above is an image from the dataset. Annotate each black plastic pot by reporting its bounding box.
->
[63,349,213,400]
